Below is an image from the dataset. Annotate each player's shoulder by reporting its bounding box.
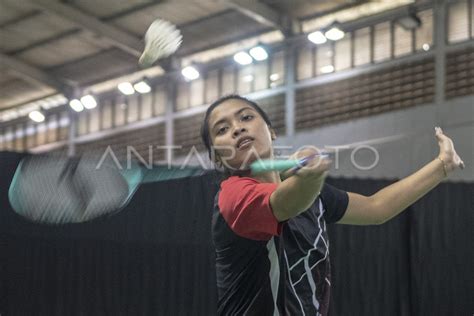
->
[221,176,260,188]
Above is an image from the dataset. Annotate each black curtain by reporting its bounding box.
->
[1,152,473,315]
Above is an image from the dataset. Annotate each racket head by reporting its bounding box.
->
[8,153,207,225]
[8,154,141,224]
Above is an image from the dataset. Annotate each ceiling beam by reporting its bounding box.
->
[0,10,42,28]
[25,0,143,57]
[0,53,70,92]
[226,0,300,36]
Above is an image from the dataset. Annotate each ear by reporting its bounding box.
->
[270,129,277,141]
[213,152,222,166]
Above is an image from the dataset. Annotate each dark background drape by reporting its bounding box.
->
[1,152,473,316]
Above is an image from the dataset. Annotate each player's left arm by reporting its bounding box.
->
[337,127,465,225]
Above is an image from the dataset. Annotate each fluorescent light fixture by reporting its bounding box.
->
[249,46,268,61]
[422,43,430,51]
[80,95,97,109]
[270,73,280,81]
[134,81,152,94]
[233,51,253,65]
[308,31,327,44]
[29,110,45,123]
[181,66,200,81]
[325,25,345,41]
[69,99,84,112]
[320,65,335,74]
[118,82,135,95]
[397,13,421,30]
[242,75,254,82]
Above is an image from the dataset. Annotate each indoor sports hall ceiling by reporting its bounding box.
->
[0,0,408,114]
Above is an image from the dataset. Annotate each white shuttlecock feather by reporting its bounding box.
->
[139,19,183,67]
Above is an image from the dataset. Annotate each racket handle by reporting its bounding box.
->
[250,153,329,174]
[251,159,300,174]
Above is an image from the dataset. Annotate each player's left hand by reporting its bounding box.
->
[435,126,465,173]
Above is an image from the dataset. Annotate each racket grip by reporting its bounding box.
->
[250,152,330,174]
[251,159,300,174]
[288,153,330,174]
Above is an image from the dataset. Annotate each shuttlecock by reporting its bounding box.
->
[139,19,182,67]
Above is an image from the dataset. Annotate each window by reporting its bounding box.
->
[270,50,285,87]
[127,95,139,123]
[354,27,371,66]
[335,33,351,71]
[47,114,57,143]
[237,65,254,95]
[254,60,269,91]
[374,22,391,62]
[471,0,474,39]
[394,24,412,57]
[297,44,314,81]
[5,127,14,150]
[153,85,166,115]
[221,65,236,95]
[37,122,47,146]
[102,99,113,129]
[58,111,69,141]
[176,81,189,111]
[141,91,153,119]
[315,44,334,75]
[0,130,4,151]
[205,69,219,103]
[89,107,100,132]
[448,0,470,43]
[26,123,35,148]
[114,96,127,126]
[416,9,433,51]
[78,111,88,135]
[15,125,24,151]
[190,78,204,107]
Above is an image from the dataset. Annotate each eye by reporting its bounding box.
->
[241,114,253,121]
[216,126,228,135]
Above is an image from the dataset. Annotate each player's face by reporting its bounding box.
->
[208,99,275,170]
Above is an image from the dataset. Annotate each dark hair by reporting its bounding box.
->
[200,94,273,161]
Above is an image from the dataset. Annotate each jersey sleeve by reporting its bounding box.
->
[320,182,349,224]
[218,176,283,241]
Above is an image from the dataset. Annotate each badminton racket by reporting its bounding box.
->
[8,154,204,224]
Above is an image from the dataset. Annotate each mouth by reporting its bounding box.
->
[236,137,254,150]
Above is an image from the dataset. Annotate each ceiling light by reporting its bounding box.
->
[320,65,335,74]
[29,110,45,123]
[325,24,345,41]
[134,80,152,94]
[118,82,135,95]
[249,46,268,61]
[181,66,200,81]
[69,99,84,112]
[270,73,280,81]
[422,43,430,51]
[233,51,253,65]
[396,13,421,30]
[80,95,97,109]
[308,31,327,44]
[242,75,254,82]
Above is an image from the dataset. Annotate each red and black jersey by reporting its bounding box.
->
[212,176,348,315]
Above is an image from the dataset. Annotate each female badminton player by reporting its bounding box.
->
[200,94,464,315]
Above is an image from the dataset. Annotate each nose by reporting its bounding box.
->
[232,126,246,138]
